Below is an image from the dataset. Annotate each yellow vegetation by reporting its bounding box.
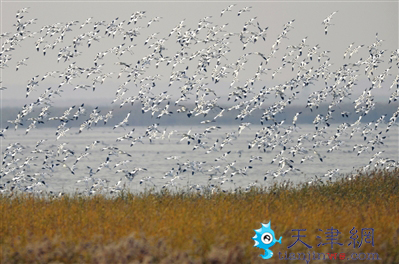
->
[1,169,398,263]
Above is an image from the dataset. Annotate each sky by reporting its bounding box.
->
[0,1,398,107]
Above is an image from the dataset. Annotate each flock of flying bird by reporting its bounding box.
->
[0,5,398,196]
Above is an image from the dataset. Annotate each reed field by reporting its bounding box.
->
[1,169,398,264]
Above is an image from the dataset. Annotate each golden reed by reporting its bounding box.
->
[1,169,398,263]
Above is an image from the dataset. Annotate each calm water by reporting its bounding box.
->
[1,124,398,194]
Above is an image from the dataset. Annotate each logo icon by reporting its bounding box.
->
[252,221,282,259]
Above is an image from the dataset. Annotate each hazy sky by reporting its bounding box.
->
[0,1,398,107]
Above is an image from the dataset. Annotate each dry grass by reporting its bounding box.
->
[1,169,398,263]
